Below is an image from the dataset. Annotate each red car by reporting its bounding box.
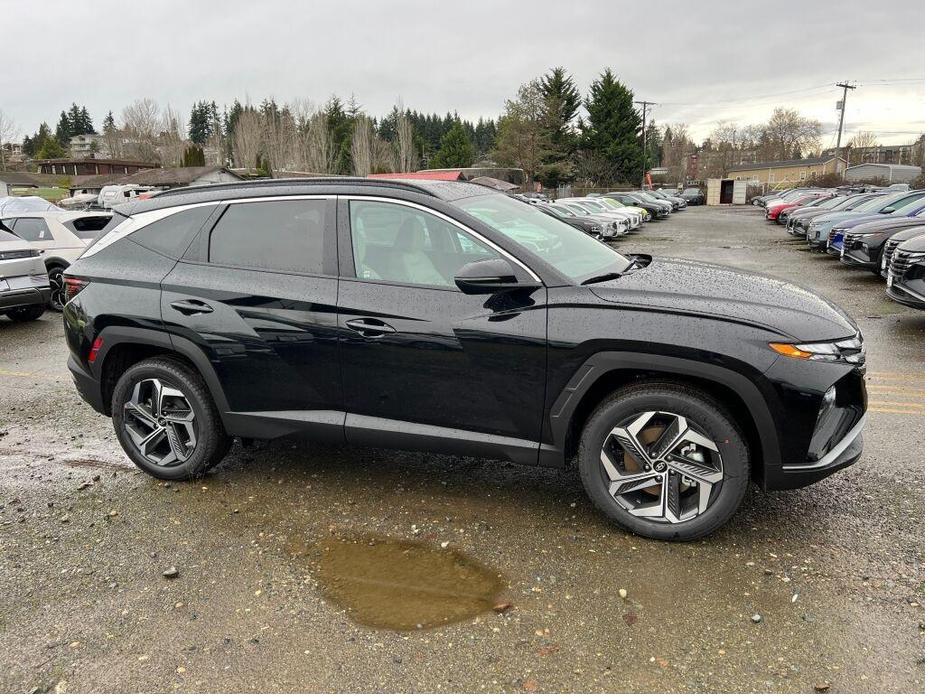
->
[765,193,830,222]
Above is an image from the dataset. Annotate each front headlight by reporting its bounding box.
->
[591,224,602,233]
[770,336,864,364]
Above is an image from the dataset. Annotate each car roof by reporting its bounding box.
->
[118,177,498,216]
[2,210,112,222]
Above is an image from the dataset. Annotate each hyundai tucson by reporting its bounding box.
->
[63,179,867,541]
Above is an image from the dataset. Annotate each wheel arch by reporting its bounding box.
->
[44,256,70,271]
[546,352,781,487]
[93,327,230,421]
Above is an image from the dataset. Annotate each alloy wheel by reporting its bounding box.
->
[48,268,65,312]
[600,411,723,523]
[123,378,198,466]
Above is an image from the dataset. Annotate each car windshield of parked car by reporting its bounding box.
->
[564,201,595,215]
[597,198,626,210]
[579,199,609,212]
[683,188,700,195]
[890,196,925,215]
[549,204,576,217]
[454,194,632,282]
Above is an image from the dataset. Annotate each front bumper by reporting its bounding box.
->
[887,276,925,310]
[840,247,877,269]
[779,415,865,483]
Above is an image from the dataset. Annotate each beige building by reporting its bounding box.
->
[726,156,847,188]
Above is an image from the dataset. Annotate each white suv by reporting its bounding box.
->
[2,212,112,310]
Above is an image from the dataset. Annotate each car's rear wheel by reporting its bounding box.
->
[47,265,67,311]
[111,357,232,480]
[6,304,45,322]
[578,382,750,541]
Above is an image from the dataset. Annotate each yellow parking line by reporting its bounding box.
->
[867,372,925,382]
[867,385,925,397]
[0,369,37,377]
[868,400,925,409]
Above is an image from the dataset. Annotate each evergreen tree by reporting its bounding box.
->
[55,111,71,146]
[580,69,643,184]
[539,67,581,156]
[431,121,474,168]
[80,106,95,134]
[182,145,206,167]
[189,101,211,146]
[103,111,116,132]
[37,136,67,159]
[643,121,662,168]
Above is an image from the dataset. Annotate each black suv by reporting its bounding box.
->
[63,179,867,540]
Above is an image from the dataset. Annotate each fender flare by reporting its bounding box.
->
[92,325,231,418]
[543,351,781,477]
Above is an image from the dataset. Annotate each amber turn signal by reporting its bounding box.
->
[768,343,813,359]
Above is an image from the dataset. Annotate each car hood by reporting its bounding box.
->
[588,256,857,342]
[790,207,835,221]
[848,216,925,235]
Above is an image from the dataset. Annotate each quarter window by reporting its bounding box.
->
[133,207,214,258]
[11,217,51,241]
[349,200,498,288]
[208,200,326,274]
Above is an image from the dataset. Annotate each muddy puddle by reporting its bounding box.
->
[290,535,507,631]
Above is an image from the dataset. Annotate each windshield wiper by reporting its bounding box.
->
[581,272,623,285]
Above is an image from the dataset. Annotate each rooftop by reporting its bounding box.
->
[727,156,845,172]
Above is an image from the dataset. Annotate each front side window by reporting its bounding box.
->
[208,200,326,274]
[454,193,632,283]
[11,217,50,241]
[349,200,499,288]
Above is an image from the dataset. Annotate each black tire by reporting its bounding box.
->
[47,265,67,311]
[6,304,45,322]
[578,382,750,541]
[111,356,232,480]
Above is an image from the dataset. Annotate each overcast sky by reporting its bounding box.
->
[3,0,923,147]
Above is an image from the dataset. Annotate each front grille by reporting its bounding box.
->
[883,239,902,271]
[827,228,838,242]
[891,250,923,278]
[843,232,861,249]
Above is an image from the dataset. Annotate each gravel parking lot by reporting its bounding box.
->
[1,205,923,693]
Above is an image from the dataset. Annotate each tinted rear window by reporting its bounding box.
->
[11,218,51,241]
[132,207,214,258]
[208,200,326,274]
[63,216,113,240]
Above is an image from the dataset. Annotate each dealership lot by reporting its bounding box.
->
[1,206,923,693]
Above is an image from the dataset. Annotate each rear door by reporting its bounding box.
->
[160,196,343,439]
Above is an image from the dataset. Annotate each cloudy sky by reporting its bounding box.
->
[4,0,924,147]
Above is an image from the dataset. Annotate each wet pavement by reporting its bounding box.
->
[1,205,923,693]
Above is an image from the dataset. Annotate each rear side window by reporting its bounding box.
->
[11,218,51,241]
[132,207,214,259]
[208,200,326,274]
[63,216,114,240]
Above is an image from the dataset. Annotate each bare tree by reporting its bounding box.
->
[395,103,417,173]
[351,115,373,176]
[373,136,398,174]
[763,108,821,160]
[0,109,18,170]
[121,98,163,163]
[158,105,187,167]
[232,109,263,170]
[262,106,298,172]
[302,110,336,174]
[846,131,879,164]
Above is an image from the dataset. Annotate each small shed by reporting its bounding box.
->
[706,178,747,205]
[844,163,921,184]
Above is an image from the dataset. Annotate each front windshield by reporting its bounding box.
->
[565,201,596,215]
[454,194,632,282]
[855,193,903,213]
[549,203,575,217]
[579,199,609,212]
[891,195,925,215]
[597,198,626,210]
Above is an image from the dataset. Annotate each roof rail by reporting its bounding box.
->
[151,176,440,199]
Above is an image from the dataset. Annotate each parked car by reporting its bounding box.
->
[0,227,50,322]
[557,199,628,238]
[779,194,841,228]
[535,202,606,239]
[787,193,883,236]
[839,207,925,274]
[880,226,925,278]
[630,191,673,214]
[766,192,831,222]
[806,191,925,250]
[886,234,925,310]
[2,211,113,310]
[605,192,668,219]
[62,178,867,541]
[825,191,925,256]
[593,195,650,223]
[648,189,687,210]
[560,197,637,231]
[98,184,157,210]
[678,188,705,205]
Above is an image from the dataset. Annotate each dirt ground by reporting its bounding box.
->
[1,205,923,693]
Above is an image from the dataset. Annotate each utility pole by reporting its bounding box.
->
[834,82,856,180]
[635,100,656,188]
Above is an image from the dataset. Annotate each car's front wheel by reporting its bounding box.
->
[111,357,232,480]
[578,382,750,541]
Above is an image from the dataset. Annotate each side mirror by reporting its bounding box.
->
[454,258,533,294]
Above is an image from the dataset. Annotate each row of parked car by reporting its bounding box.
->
[512,188,694,241]
[761,186,925,311]
[0,209,112,321]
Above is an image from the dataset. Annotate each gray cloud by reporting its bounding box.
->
[3,0,923,144]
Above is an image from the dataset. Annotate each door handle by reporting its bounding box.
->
[170,299,214,316]
[345,318,396,338]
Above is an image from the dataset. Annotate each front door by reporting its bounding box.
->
[160,197,343,440]
[337,197,548,465]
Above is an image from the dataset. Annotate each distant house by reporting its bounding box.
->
[844,163,922,184]
[36,158,158,176]
[69,166,242,196]
[68,134,103,159]
[726,156,847,187]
